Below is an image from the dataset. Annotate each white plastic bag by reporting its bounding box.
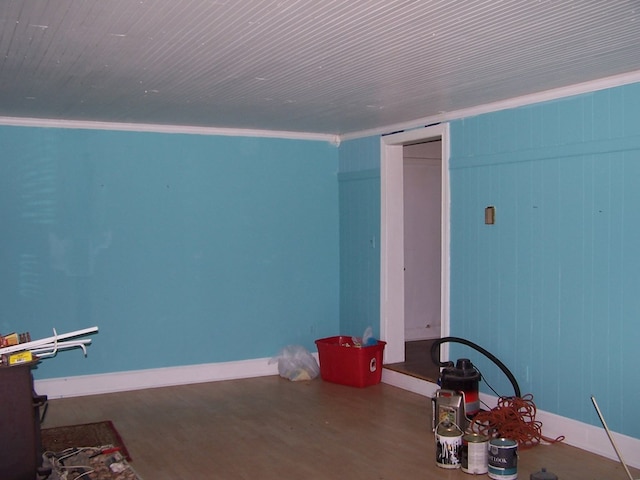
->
[269,345,320,381]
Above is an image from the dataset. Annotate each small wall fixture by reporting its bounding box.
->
[485,206,495,225]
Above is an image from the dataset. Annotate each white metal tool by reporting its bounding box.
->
[590,395,636,480]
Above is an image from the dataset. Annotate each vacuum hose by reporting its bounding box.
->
[430,336,521,398]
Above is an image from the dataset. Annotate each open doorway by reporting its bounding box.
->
[380,124,450,378]
[403,140,442,342]
[394,140,442,380]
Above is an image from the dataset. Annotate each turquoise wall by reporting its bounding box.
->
[338,137,381,338]
[4,81,638,439]
[449,82,640,438]
[336,83,640,439]
[0,126,340,379]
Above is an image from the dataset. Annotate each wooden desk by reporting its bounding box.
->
[0,360,48,480]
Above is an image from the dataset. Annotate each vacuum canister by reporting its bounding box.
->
[439,358,481,417]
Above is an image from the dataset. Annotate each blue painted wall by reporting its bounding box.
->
[0,126,339,379]
[449,82,640,438]
[337,137,381,339]
[336,84,640,439]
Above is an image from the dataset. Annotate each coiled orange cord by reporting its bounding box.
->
[469,394,565,449]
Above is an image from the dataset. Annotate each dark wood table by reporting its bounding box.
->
[0,359,49,480]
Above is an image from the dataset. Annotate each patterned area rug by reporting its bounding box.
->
[42,446,141,480]
[41,421,132,461]
[41,421,141,480]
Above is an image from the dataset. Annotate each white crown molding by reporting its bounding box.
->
[4,71,640,146]
[341,69,640,142]
[0,116,339,144]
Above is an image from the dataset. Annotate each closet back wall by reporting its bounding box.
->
[0,126,339,380]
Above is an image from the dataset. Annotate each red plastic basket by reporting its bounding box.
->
[315,336,387,388]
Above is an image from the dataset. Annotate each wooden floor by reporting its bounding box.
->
[41,375,638,480]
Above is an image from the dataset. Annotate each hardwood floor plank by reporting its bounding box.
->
[41,376,638,479]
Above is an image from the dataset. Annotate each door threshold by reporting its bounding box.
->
[381,368,439,398]
[383,363,438,383]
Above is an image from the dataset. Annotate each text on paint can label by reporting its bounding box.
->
[488,438,517,480]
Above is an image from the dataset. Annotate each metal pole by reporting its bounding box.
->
[591,395,635,480]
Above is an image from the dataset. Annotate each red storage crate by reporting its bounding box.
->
[315,336,386,387]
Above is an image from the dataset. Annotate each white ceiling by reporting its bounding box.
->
[1,0,639,137]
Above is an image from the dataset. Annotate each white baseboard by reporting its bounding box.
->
[381,370,640,470]
[35,357,280,399]
[35,361,639,470]
[381,368,441,397]
[530,406,640,470]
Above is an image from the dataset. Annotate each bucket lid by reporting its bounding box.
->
[436,420,462,436]
[530,468,558,480]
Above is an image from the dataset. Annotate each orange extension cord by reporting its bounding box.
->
[469,394,565,449]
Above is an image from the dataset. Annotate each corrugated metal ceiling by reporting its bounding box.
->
[0,0,638,136]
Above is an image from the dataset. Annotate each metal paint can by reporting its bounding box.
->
[462,433,489,474]
[488,438,518,479]
[435,421,463,469]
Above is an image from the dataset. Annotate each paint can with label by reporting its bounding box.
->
[488,438,518,479]
[435,421,463,469]
[462,433,489,474]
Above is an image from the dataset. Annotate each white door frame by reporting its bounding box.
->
[380,124,451,363]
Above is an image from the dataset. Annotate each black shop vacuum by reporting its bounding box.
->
[430,337,521,431]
